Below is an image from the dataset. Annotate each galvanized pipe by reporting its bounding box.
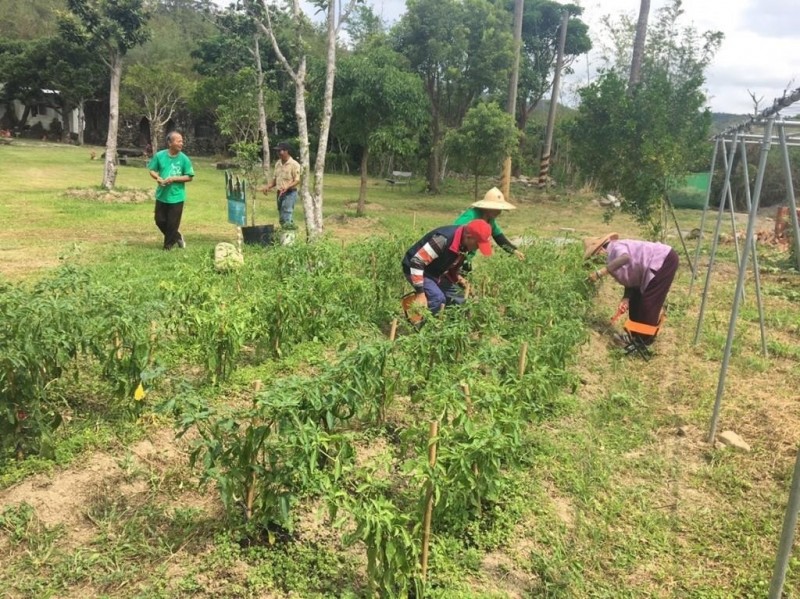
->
[768,444,800,599]
[707,117,775,443]
[737,137,767,356]
[721,139,744,284]
[689,139,719,296]
[694,132,739,345]
[779,123,800,271]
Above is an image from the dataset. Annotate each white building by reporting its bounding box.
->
[0,88,80,134]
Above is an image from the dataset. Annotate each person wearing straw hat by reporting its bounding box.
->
[454,187,525,271]
[585,233,679,345]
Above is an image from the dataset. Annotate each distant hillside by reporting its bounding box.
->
[711,112,749,134]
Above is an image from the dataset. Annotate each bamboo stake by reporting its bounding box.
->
[146,321,158,366]
[113,332,123,360]
[421,420,439,581]
[412,212,417,229]
[518,342,529,378]
[389,318,398,341]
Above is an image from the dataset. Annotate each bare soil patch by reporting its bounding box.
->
[0,428,185,546]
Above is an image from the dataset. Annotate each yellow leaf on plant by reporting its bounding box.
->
[134,382,146,401]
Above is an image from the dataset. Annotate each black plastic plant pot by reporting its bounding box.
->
[241,224,275,246]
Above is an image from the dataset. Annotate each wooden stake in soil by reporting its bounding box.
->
[413,212,417,229]
[389,318,398,341]
[147,321,158,366]
[421,420,439,581]
[518,341,529,378]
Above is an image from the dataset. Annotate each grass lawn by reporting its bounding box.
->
[1,140,800,598]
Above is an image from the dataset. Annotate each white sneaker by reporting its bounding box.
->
[177,234,186,249]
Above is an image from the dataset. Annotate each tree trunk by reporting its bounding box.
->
[102,52,122,189]
[310,0,339,237]
[77,100,85,146]
[427,117,441,194]
[356,146,369,217]
[628,0,650,90]
[294,57,318,239]
[151,120,163,158]
[254,34,271,182]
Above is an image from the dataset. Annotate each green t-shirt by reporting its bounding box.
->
[147,150,195,204]
[454,207,503,236]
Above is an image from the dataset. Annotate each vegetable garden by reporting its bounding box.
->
[1,234,592,596]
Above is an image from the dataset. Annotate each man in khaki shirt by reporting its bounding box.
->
[264,141,301,228]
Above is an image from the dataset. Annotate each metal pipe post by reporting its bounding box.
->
[768,444,800,599]
[738,137,767,356]
[721,138,744,302]
[779,123,800,271]
[689,139,719,296]
[694,134,739,345]
[707,118,775,443]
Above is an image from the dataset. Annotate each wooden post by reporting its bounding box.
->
[389,318,398,341]
[518,342,529,378]
[113,332,123,360]
[147,321,157,366]
[421,420,439,581]
[412,212,417,229]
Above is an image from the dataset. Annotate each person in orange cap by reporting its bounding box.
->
[402,220,493,313]
[585,233,679,344]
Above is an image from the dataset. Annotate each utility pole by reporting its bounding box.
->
[538,11,568,188]
[628,0,651,90]
[500,0,524,201]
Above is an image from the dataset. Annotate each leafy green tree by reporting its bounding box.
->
[513,1,590,134]
[0,35,106,141]
[393,0,513,193]
[0,0,64,40]
[120,64,194,152]
[568,0,722,234]
[0,39,49,128]
[333,44,427,215]
[60,0,151,189]
[445,102,520,199]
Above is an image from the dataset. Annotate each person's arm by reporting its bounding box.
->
[491,220,524,260]
[589,254,629,282]
[408,234,446,295]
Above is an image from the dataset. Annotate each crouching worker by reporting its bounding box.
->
[402,220,493,314]
[454,187,525,269]
[585,233,679,345]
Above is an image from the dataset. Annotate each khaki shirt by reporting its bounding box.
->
[274,157,301,191]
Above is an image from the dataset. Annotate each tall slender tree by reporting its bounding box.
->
[254,0,359,238]
[60,0,150,189]
[394,0,513,193]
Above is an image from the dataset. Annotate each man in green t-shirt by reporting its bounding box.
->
[147,131,195,250]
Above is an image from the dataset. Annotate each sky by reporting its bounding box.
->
[226,0,800,116]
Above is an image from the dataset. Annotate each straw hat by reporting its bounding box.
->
[583,232,619,259]
[471,187,517,211]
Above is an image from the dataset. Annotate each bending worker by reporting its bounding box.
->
[402,220,493,313]
[585,233,679,345]
[454,187,525,270]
